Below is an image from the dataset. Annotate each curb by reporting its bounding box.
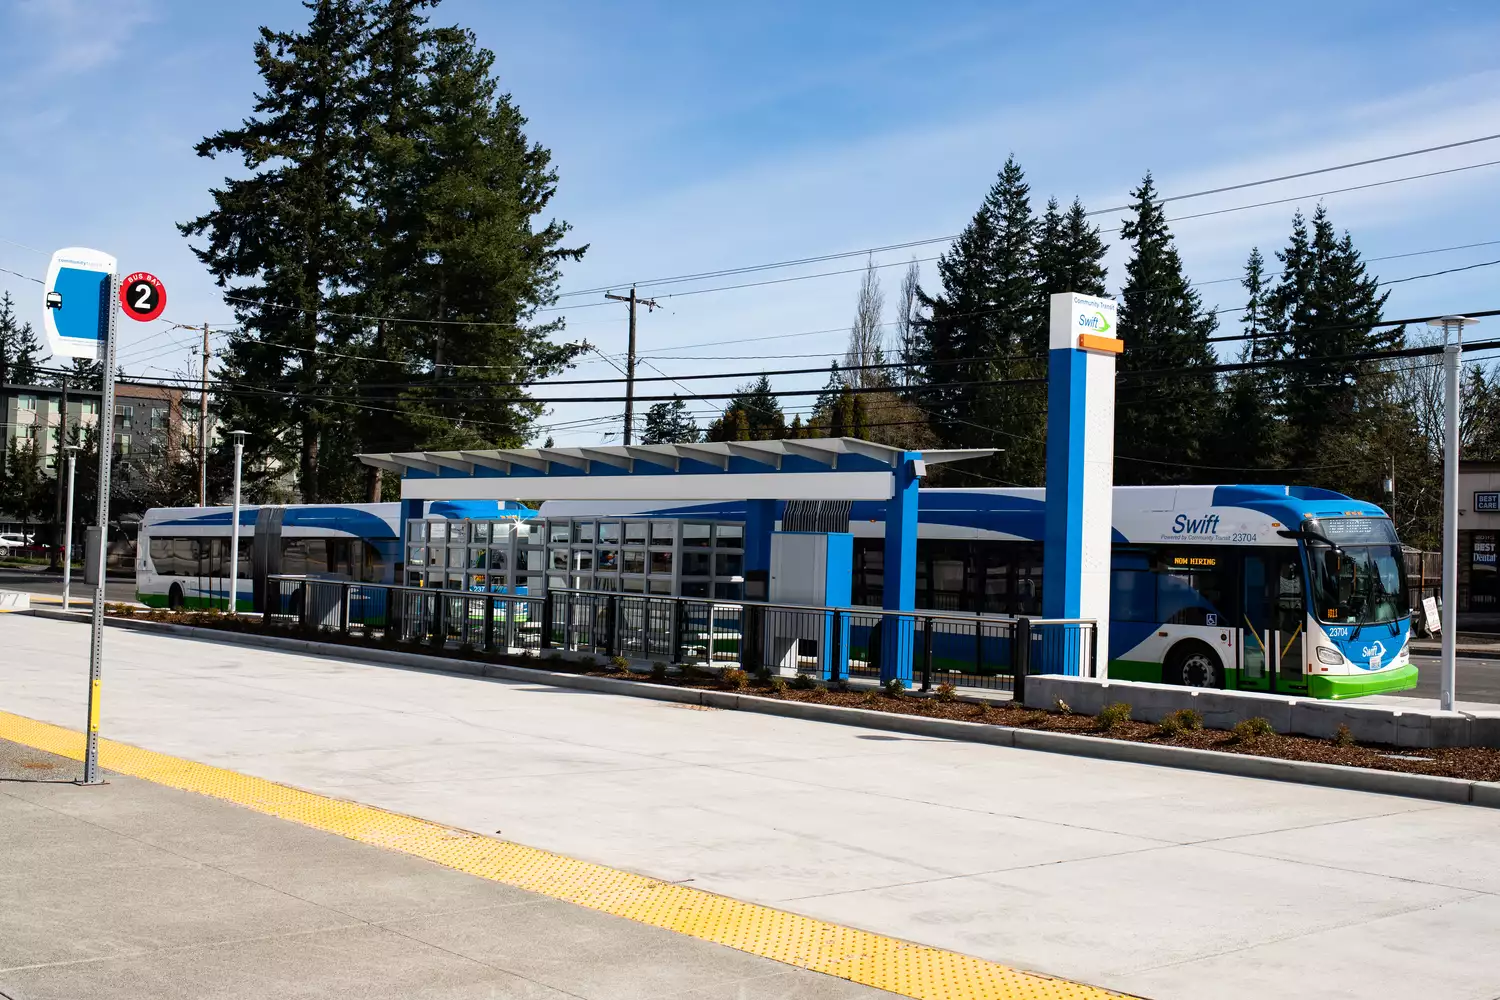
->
[21,608,1500,810]
[1411,644,1500,662]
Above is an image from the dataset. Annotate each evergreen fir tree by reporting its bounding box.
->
[1115,172,1221,484]
[361,15,584,468]
[706,375,785,441]
[182,1,584,501]
[181,0,369,502]
[1266,205,1402,474]
[641,397,700,444]
[0,292,17,385]
[1034,197,1108,298]
[0,293,43,386]
[1028,195,1109,482]
[915,155,1038,481]
[915,201,995,440]
[1218,248,1283,478]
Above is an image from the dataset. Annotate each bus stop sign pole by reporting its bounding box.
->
[81,274,120,785]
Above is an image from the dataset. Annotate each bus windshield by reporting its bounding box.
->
[1304,517,1407,626]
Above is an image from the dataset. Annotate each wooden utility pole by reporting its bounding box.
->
[604,287,658,445]
[198,322,209,507]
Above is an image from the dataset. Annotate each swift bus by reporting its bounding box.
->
[540,483,1417,699]
[137,500,532,613]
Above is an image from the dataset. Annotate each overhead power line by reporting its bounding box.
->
[554,132,1500,298]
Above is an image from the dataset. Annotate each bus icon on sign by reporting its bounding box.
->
[1476,492,1500,512]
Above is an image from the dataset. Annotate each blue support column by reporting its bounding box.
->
[398,498,424,591]
[743,499,776,674]
[821,533,852,681]
[1041,293,1120,676]
[743,499,775,600]
[879,453,920,685]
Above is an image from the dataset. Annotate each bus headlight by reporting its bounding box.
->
[1316,646,1345,665]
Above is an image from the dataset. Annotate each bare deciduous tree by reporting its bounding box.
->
[893,259,921,388]
[844,256,886,389]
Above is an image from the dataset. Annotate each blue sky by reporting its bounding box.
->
[3,0,1500,444]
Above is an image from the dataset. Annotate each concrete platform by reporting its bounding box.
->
[6,613,1500,999]
[0,736,896,1000]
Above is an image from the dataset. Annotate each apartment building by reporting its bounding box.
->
[1,380,212,470]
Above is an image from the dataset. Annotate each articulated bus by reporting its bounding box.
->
[137,500,531,613]
[540,483,1416,699]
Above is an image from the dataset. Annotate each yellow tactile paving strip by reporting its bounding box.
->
[0,709,1134,1000]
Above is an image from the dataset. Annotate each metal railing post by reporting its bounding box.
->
[298,580,310,634]
[340,583,351,637]
[541,592,554,650]
[431,591,447,649]
[605,595,618,657]
[973,618,983,680]
[922,617,934,691]
[829,609,844,683]
[670,599,684,664]
[483,591,496,652]
[1015,618,1031,702]
[384,585,396,643]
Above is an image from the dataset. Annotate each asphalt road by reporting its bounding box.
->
[1409,653,1500,704]
[0,568,137,605]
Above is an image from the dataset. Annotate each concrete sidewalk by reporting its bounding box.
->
[0,736,895,1000]
[6,613,1500,999]
[1412,632,1500,659]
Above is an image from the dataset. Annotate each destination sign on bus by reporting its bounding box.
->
[1170,554,1218,567]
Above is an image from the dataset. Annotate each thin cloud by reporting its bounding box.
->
[13,0,154,78]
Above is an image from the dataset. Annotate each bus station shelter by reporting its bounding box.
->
[358,438,995,669]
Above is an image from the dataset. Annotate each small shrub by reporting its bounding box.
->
[1232,716,1276,743]
[1332,723,1355,747]
[934,682,957,703]
[609,656,630,673]
[861,688,881,705]
[768,676,788,695]
[651,661,669,681]
[1095,701,1132,732]
[830,679,850,693]
[972,700,991,718]
[577,654,598,669]
[790,673,816,690]
[546,651,564,663]
[1157,708,1203,738]
[721,667,749,691]
[883,677,907,698]
[1053,697,1072,715]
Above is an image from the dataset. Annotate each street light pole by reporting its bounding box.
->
[227,430,247,615]
[61,444,80,612]
[1429,315,1479,712]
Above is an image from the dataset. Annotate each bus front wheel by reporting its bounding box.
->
[1166,641,1221,689]
[167,584,185,611]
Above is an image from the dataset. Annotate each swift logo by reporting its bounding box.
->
[1078,311,1112,334]
[1362,640,1387,662]
[1172,513,1221,535]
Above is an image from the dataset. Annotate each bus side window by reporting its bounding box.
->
[1111,571,1155,623]
[149,537,174,576]
[172,538,195,577]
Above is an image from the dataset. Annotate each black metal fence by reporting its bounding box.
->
[263,576,1097,694]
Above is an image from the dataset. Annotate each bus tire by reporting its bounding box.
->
[1165,641,1221,689]
[167,583,186,611]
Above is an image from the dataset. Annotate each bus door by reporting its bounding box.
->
[1238,552,1309,694]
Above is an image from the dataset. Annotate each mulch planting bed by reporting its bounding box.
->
[103,608,1500,784]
